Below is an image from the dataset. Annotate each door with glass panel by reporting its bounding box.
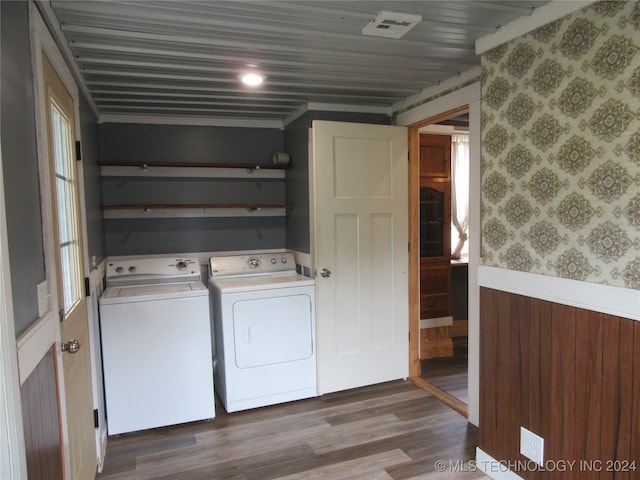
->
[42,55,96,479]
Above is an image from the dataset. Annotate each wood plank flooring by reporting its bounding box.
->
[96,381,488,480]
[420,337,468,406]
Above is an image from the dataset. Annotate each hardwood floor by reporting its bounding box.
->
[420,337,468,406]
[97,381,488,480]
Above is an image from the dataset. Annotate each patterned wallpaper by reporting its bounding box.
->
[480,0,640,290]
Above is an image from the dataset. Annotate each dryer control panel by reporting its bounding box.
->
[210,252,296,277]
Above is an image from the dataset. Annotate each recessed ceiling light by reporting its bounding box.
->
[241,72,265,86]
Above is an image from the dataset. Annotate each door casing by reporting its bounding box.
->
[26,6,98,477]
[398,81,481,426]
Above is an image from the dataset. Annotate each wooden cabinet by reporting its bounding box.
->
[420,133,451,179]
[419,134,453,359]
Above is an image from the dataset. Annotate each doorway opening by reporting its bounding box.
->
[407,105,471,417]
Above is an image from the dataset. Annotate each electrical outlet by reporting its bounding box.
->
[520,427,544,465]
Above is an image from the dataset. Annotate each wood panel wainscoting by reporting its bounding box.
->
[20,347,64,479]
[479,287,639,480]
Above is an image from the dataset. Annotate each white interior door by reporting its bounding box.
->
[312,120,408,394]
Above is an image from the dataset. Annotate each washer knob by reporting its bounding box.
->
[281,257,288,264]
[115,266,124,274]
[271,258,277,264]
[248,257,260,269]
[176,261,187,271]
[128,266,137,273]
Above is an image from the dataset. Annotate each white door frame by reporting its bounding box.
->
[396,81,481,426]
[29,5,108,470]
[24,5,94,477]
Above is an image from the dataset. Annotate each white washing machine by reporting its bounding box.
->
[99,256,214,435]
[208,252,316,413]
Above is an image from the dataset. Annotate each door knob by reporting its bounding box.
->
[61,339,80,354]
[320,268,332,278]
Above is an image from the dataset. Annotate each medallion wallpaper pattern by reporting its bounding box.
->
[480,0,640,290]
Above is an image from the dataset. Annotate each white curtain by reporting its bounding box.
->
[451,133,469,259]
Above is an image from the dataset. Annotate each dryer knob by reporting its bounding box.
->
[115,266,124,274]
[176,261,187,271]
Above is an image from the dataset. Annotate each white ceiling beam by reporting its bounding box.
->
[97,104,291,115]
[98,113,283,129]
[476,0,598,54]
[95,98,295,110]
[391,66,481,116]
[281,102,391,127]
[307,103,390,115]
[90,90,304,103]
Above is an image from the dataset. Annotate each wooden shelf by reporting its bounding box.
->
[100,161,286,179]
[100,161,291,218]
[102,204,293,219]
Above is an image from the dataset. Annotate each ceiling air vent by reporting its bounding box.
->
[362,11,422,39]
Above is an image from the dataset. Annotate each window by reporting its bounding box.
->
[44,55,83,318]
[451,132,469,259]
[50,103,82,313]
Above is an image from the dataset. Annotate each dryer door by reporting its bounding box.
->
[232,293,313,368]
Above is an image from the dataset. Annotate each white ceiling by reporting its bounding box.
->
[48,0,550,127]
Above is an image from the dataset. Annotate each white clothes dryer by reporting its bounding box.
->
[99,256,214,435]
[208,253,316,413]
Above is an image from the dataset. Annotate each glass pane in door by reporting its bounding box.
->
[420,186,444,257]
[50,103,82,315]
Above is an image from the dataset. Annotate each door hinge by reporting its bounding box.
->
[408,242,411,252]
[75,141,82,161]
[84,277,90,297]
[93,409,99,429]
[59,309,64,323]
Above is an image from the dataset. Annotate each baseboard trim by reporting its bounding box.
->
[475,448,524,480]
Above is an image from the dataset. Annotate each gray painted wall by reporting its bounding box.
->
[99,123,284,164]
[99,123,287,255]
[1,1,45,337]
[80,97,106,267]
[451,264,468,321]
[282,115,310,254]
[283,111,391,254]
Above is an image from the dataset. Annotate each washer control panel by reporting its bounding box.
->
[210,252,296,277]
[106,257,200,286]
